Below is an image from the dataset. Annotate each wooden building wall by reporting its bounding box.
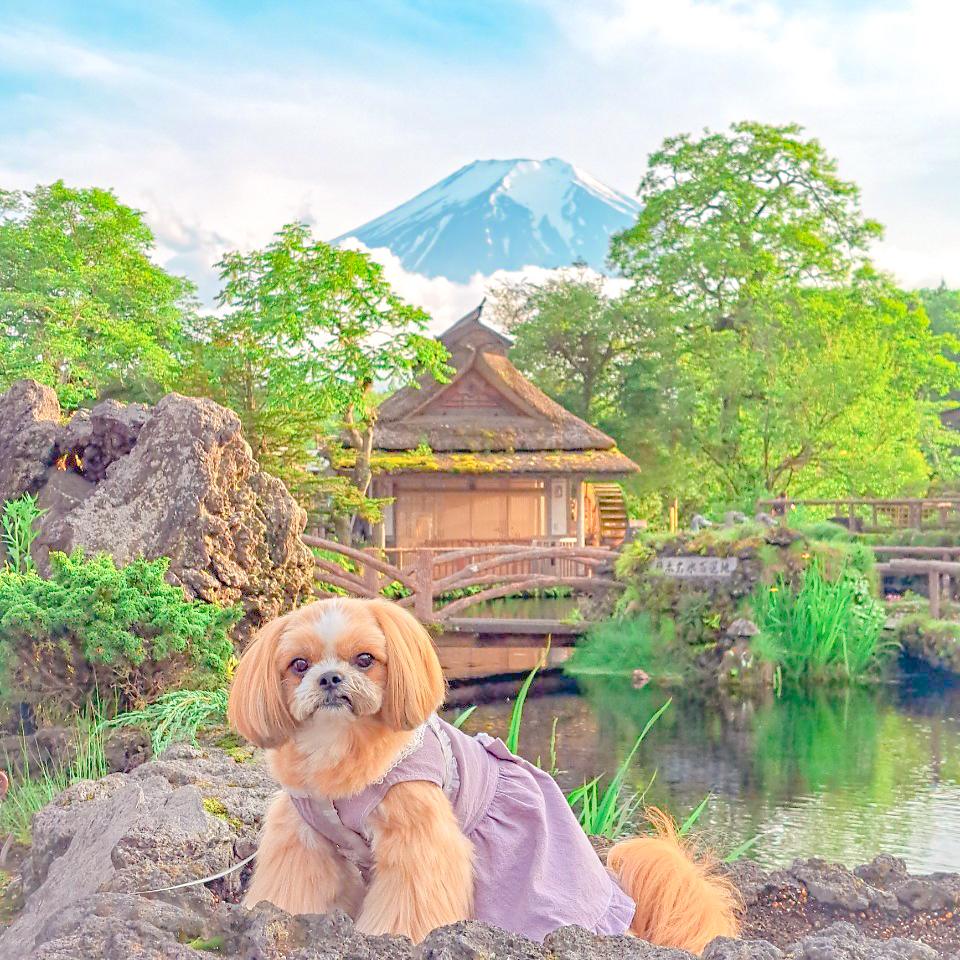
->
[380,475,602,548]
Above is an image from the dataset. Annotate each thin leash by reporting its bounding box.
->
[142,850,257,894]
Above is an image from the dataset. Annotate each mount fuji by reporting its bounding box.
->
[334,158,641,283]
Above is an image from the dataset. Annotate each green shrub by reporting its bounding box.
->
[107,688,229,755]
[751,564,894,683]
[0,550,237,715]
[565,615,692,681]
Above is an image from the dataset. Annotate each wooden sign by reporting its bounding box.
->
[652,555,738,577]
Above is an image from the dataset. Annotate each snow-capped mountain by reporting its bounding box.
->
[334,158,641,283]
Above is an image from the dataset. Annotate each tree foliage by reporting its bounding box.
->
[187,223,450,527]
[603,122,958,506]
[610,122,884,330]
[0,181,196,408]
[491,265,655,423]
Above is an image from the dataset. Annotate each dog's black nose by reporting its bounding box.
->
[317,670,343,687]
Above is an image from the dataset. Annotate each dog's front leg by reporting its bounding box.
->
[356,781,473,943]
[245,791,365,917]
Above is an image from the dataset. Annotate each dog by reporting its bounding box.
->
[227,598,739,952]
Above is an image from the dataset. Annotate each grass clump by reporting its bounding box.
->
[565,615,692,682]
[751,564,894,683]
[0,714,108,843]
[566,699,671,838]
[1,494,44,574]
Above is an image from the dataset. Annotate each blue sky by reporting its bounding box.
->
[1,0,957,314]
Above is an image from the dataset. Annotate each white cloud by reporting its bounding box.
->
[340,239,630,330]
[0,0,958,303]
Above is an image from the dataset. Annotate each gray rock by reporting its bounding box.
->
[26,893,212,960]
[0,379,60,504]
[102,725,152,773]
[32,390,315,643]
[855,856,911,890]
[891,877,960,913]
[0,762,240,957]
[546,924,694,959]
[788,921,939,960]
[419,920,544,960]
[790,859,899,912]
[58,397,151,483]
[704,938,783,960]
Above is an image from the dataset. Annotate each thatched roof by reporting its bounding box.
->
[337,447,640,476]
[361,304,640,476]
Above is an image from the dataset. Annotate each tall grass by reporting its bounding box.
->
[1,494,44,573]
[0,714,107,843]
[752,565,893,683]
[566,699,671,838]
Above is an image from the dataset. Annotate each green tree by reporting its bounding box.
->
[611,122,883,329]
[0,181,196,408]
[609,123,958,506]
[491,265,656,423]
[914,282,960,340]
[189,223,450,537]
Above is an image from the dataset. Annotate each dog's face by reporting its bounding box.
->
[227,598,445,749]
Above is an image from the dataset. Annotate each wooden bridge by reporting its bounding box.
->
[303,536,624,678]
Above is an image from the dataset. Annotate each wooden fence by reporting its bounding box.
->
[875,557,960,619]
[303,535,622,627]
[757,497,960,531]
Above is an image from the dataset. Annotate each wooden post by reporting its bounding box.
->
[414,549,434,623]
[362,547,380,596]
[929,568,941,619]
[575,478,585,548]
[848,501,856,528]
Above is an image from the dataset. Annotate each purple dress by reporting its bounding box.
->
[289,715,636,942]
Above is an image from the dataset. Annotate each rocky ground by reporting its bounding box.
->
[0,743,957,960]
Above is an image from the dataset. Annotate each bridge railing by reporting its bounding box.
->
[757,497,960,531]
[302,536,623,626]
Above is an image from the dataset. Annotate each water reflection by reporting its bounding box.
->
[448,671,960,873]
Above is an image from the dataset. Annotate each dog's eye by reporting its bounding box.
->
[355,653,374,669]
[290,657,310,674]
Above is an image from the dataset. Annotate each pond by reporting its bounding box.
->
[445,662,960,873]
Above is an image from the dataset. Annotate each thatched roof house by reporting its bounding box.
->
[355,303,639,551]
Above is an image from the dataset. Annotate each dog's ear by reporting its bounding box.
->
[227,615,296,749]
[369,600,445,731]
[0,769,7,799]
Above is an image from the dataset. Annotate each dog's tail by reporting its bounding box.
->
[606,807,741,955]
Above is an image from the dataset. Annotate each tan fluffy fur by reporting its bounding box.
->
[356,780,474,941]
[229,598,739,952]
[608,808,741,953]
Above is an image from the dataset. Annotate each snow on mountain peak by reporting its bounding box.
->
[334,158,640,283]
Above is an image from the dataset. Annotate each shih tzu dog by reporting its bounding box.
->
[227,598,739,952]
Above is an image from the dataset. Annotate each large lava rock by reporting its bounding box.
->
[0,380,61,505]
[0,380,314,642]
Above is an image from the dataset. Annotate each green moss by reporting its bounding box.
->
[211,731,255,764]
[612,522,882,684]
[186,936,225,952]
[201,796,245,833]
